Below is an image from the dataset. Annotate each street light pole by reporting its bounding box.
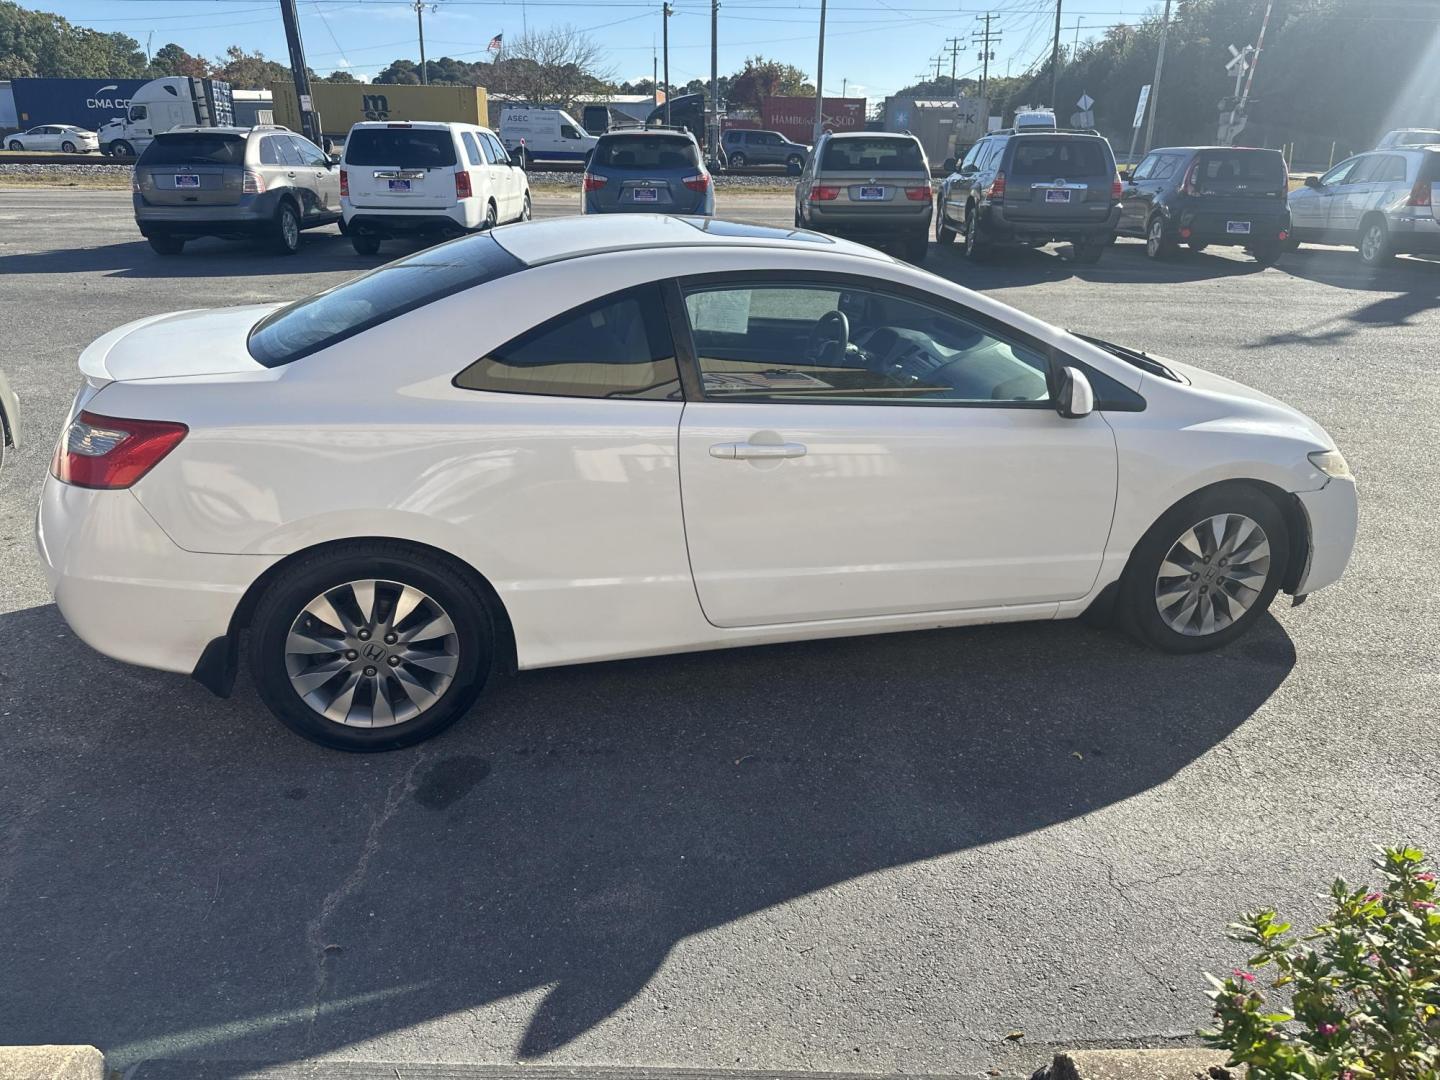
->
[662,2,673,126]
[709,0,719,160]
[1049,0,1062,108]
[1142,0,1171,153]
[812,0,827,144]
[414,0,428,85]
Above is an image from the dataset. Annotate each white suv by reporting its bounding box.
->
[340,121,532,255]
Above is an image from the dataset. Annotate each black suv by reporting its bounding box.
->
[936,129,1121,263]
[1117,146,1290,263]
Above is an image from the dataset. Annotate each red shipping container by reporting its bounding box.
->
[760,96,866,144]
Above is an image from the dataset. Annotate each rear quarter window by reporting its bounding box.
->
[247,234,523,367]
[140,134,246,166]
[822,138,924,171]
[594,136,699,169]
[1008,138,1111,177]
[344,128,458,169]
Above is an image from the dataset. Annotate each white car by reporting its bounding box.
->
[5,125,99,153]
[339,121,531,255]
[37,216,1357,751]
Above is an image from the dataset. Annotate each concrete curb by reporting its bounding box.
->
[1033,1049,1237,1080]
[0,1045,105,1080]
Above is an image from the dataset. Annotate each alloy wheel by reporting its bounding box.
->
[1153,514,1271,636]
[281,210,299,250]
[1147,218,1165,257]
[1361,223,1385,263]
[285,578,460,728]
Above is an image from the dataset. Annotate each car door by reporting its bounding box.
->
[944,140,985,225]
[1324,154,1382,237]
[1120,152,1160,233]
[1288,156,1356,239]
[483,132,519,217]
[290,134,336,214]
[674,274,1119,627]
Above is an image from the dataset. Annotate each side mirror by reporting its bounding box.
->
[1056,366,1095,419]
[942,157,957,174]
[1304,175,1323,189]
[327,153,341,166]
[960,163,979,175]
[1119,168,1134,182]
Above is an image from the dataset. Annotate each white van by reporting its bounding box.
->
[340,121,531,255]
[498,107,598,167]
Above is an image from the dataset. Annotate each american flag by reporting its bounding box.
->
[487,33,503,53]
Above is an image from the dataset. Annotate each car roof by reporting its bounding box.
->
[489,214,892,267]
[162,125,280,137]
[826,131,914,140]
[597,129,695,140]
[1147,145,1282,153]
[348,120,480,131]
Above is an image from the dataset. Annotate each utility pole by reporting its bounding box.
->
[278,0,322,145]
[812,0,827,144]
[709,0,719,162]
[1071,16,1083,53]
[841,77,847,97]
[652,38,658,108]
[931,54,945,82]
[1142,0,1171,153]
[662,2,672,126]
[414,0,429,84]
[973,13,1000,109]
[1049,0,1062,108]
[946,37,962,85]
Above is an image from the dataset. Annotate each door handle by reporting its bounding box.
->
[710,442,807,460]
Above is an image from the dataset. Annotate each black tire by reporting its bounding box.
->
[351,233,381,256]
[337,216,349,235]
[61,141,76,153]
[6,140,20,151]
[963,206,992,260]
[110,140,134,159]
[1252,242,1282,267]
[272,202,302,255]
[1117,484,1289,654]
[1281,237,1300,254]
[147,234,186,255]
[1145,215,1176,259]
[794,205,804,228]
[728,151,747,170]
[786,154,803,173]
[1357,216,1393,267]
[520,192,532,221]
[1071,238,1105,265]
[248,544,496,751]
[902,230,928,264]
[1186,241,1208,254]
[936,213,957,245]
[483,200,498,230]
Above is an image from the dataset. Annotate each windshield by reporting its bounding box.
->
[821,138,924,171]
[344,128,458,168]
[248,234,523,366]
[1008,138,1111,177]
[138,133,246,166]
[593,135,699,169]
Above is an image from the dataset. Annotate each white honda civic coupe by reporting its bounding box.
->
[38,216,1357,751]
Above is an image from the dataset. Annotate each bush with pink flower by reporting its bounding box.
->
[1204,845,1440,1079]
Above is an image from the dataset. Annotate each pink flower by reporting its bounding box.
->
[1233,969,1257,983]
[1413,900,1435,910]
[1365,892,1382,902]
[1416,872,1435,882]
[1318,1023,1338,1036]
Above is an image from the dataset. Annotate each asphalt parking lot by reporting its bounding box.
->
[1,188,1437,1079]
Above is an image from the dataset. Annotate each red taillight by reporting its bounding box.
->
[339,168,348,198]
[51,411,188,490]
[905,184,932,201]
[1111,176,1123,200]
[455,170,473,199]
[1278,229,1290,241]
[1181,160,1199,195]
[682,172,710,193]
[809,185,840,201]
[1179,226,1192,239]
[987,171,1006,201]
[242,169,265,195]
[1407,178,1432,207]
[583,172,607,192]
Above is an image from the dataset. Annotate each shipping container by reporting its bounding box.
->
[760,96,866,144]
[272,82,489,141]
[882,96,987,163]
[9,78,153,130]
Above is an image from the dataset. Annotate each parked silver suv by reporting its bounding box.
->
[133,125,342,256]
[795,131,933,262]
[1288,145,1439,266]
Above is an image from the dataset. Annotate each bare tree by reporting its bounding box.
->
[486,25,614,108]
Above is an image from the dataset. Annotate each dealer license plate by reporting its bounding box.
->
[388,179,412,192]
[633,186,658,202]
[1227,220,1252,234]
[173,174,200,189]
[1045,188,1072,203]
[858,186,885,200]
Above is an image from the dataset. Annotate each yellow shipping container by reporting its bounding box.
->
[270,82,489,140]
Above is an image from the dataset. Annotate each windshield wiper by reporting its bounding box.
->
[1071,332,1182,383]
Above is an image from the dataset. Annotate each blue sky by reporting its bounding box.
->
[51,0,1166,103]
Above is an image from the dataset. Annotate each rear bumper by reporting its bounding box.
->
[807,204,932,234]
[344,206,474,234]
[984,203,1119,241]
[1388,214,1440,254]
[36,478,276,676]
[583,194,714,216]
[1292,477,1358,597]
[134,193,281,236]
[1174,207,1290,245]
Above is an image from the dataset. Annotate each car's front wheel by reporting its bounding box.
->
[728,151,747,170]
[1118,485,1288,653]
[7,140,22,151]
[1145,215,1175,259]
[249,545,496,751]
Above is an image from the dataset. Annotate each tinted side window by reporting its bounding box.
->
[1131,154,1159,181]
[290,136,328,166]
[960,141,984,170]
[462,131,485,165]
[1319,157,1360,185]
[1150,155,1180,181]
[1376,154,1407,182]
[259,136,283,165]
[1345,156,1382,184]
[455,286,680,400]
[276,136,304,167]
[982,139,1006,170]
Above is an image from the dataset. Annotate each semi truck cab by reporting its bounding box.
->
[99,77,235,159]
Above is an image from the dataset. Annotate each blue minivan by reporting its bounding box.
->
[581,129,714,216]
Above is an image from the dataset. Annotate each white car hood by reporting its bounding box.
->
[1161,356,1334,448]
[79,304,283,383]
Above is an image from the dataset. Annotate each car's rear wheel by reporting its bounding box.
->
[272,202,301,255]
[1145,215,1175,259]
[483,200,498,230]
[936,213,957,245]
[1357,216,1393,266]
[786,154,803,173]
[1252,241,1282,266]
[147,234,186,256]
[1186,240,1208,254]
[963,207,992,260]
[61,140,76,153]
[728,151,747,170]
[351,234,381,255]
[520,192,532,221]
[902,230,928,264]
[1118,485,1288,653]
[249,545,495,751]
[1070,235,1109,264]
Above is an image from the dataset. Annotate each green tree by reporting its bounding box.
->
[317,69,358,83]
[0,1,145,78]
[726,55,812,110]
[148,41,209,78]
[214,45,290,89]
